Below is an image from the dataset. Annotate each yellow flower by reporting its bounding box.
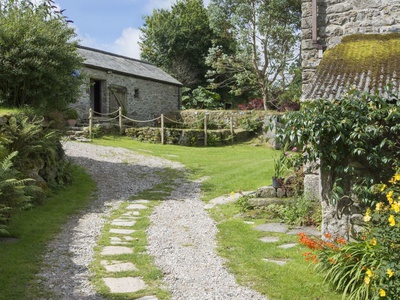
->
[370,238,377,246]
[375,202,383,212]
[387,190,394,204]
[388,215,396,226]
[366,269,373,277]
[394,174,400,181]
[379,289,386,297]
[391,202,400,213]
[364,276,370,285]
[387,269,394,278]
[380,184,387,192]
[363,208,371,222]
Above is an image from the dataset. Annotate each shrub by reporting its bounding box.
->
[299,172,400,299]
[277,86,400,207]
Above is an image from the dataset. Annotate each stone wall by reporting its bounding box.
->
[301,0,400,99]
[73,67,181,121]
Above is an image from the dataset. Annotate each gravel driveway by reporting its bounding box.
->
[36,141,267,300]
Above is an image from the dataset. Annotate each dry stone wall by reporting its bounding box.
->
[301,0,400,99]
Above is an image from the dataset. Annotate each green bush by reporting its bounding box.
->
[277,86,400,206]
[299,173,400,299]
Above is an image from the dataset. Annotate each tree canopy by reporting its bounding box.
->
[206,0,301,110]
[140,0,213,89]
[0,0,83,111]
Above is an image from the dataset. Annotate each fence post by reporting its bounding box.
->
[161,114,164,145]
[204,113,208,146]
[118,107,123,134]
[89,108,93,138]
[230,117,234,144]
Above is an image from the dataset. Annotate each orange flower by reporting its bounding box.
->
[336,237,347,245]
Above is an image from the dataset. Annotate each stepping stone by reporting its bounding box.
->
[263,258,290,266]
[110,229,136,235]
[278,243,298,249]
[103,277,146,293]
[111,237,122,243]
[136,296,158,300]
[111,220,136,227]
[244,221,255,225]
[101,246,133,255]
[130,199,150,204]
[255,223,288,233]
[260,236,280,243]
[124,236,136,241]
[101,261,137,272]
[126,204,148,210]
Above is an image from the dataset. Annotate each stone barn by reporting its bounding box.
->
[74,46,182,120]
[300,0,400,238]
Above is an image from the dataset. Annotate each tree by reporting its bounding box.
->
[206,0,301,110]
[140,0,213,89]
[0,0,83,111]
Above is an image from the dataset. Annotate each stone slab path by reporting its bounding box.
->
[99,199,158,298]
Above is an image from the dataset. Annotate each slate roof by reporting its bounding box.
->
[303,34,400,100]
[77,46,182,86]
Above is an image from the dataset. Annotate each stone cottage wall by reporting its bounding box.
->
[302,0,400,99]
[73,67,180,120]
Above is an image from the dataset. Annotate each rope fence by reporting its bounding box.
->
[88,107,234,146]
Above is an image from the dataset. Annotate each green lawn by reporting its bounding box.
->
[94,136,279,201]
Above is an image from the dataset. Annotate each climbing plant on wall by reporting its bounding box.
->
[277,86,400,206]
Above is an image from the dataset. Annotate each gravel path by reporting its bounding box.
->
[36,141,267,300]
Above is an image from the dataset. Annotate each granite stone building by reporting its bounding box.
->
[301,0,400,238]
[73,46,182,120]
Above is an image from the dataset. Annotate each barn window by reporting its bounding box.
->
[134,88,140,98]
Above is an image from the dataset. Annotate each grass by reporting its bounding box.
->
[0,166,96,299]
[90,170,178,299]
[209,204,342,300]
[94,136,279,201]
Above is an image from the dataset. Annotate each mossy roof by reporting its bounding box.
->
[304,33,400,100]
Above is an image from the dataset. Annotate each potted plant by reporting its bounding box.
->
[272,153,287,189]
[65,108,79,126]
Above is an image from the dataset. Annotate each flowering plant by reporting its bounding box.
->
[299,172,400,299]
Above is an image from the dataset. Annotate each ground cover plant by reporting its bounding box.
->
[0,166,95,299]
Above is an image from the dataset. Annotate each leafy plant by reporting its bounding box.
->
[299,172,400,299]
[0,0,83,111]
[0,151,38,234]
[235,194,255,212]
[0,114,70,188]
[280,195,320,226]
[277,86,400,206]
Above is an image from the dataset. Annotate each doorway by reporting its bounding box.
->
[90,79,102,114]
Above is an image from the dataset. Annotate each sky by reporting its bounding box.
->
[55,0,211,59]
